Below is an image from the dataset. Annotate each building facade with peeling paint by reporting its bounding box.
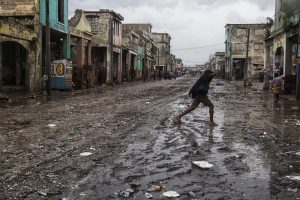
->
[0,0,41,94]
[264,0,299,95]
[0,0,70,94]
[152,32,172,74]
[121,28,139,82]
[69,9,93,89]
[82,9,124,85]
[225,24,266,81]
[123,24,157,80]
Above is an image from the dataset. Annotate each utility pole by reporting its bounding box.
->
[296,21,300,100]
[244,28,250,87]
[45,0,51,95]
[157,48,161,80]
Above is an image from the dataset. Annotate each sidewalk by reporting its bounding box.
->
[229,80,299,101]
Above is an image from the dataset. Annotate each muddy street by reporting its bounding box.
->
[1,77,300,200]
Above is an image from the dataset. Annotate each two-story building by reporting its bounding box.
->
[121,27,139,81]
[83,9,124,85]
[265,0,299,94]
[69,9,93,89]
[225,24,266,81]
[0,0,40,94]
[123,24,157,80]
[152,33,172,74]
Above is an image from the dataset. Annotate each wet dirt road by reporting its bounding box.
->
[0,77,300,200]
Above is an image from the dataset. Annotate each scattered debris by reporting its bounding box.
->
[58,198,68,200]
[147,185,161,192]
[37,190,61,197]
[163,191,180,198]
[119,191,130,198]
[296,120,300,126]
[80,152,93,157]
[126,188,134,194]
[38,191,48,196]
[146,102,150,104]
[288,188,298,193]
[47,124,57,128]
[188,191,196,197]
[145,192,153,199]
[111,189,134,198]
[192,161,214,169]
[286,176,300,181]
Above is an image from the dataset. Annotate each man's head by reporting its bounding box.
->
[274,72,279,77]
[200,70,216,82]
[202,70,216,77]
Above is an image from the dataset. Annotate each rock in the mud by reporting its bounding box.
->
[145,192,153,199]
[192,161,214,169]
[129,181,141,188]
[163,191,180,198]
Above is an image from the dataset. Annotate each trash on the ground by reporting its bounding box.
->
[111,192,119,198]
[38,191,48,196]
[58,198,68,200]
[154,185,162,192]
[286,176,300,181]
[119,191,130,198]
[126,188,134,194]
[192,161,214,169]
[80,152,93,157]
[146,102,150,104]
[188,191,196,197]
[263,132,267,135]
[89,147,96,151]
[163,191,180,198]
[147,185,161,192]
[296,120,300,126]
[47,124,57,128]
[296,152,300,156]
[38,190,61,197]
[145,192,153,199]
[288,188,298,193]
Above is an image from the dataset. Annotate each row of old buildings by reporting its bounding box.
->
[206,0,300,97]
[0,0,184,96]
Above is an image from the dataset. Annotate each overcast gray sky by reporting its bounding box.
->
[69,0,275,66]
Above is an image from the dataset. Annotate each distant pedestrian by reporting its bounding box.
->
[175,70,217,126]
[271,72,283,103]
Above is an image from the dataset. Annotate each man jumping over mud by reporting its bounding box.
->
[175,70,217,126]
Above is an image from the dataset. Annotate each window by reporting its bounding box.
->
[58,0,64,23]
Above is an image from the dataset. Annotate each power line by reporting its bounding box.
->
[173,43,224,51]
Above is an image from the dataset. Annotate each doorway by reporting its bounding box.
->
[0,41,28,89]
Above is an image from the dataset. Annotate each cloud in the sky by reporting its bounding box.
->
[69,0,275,65]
